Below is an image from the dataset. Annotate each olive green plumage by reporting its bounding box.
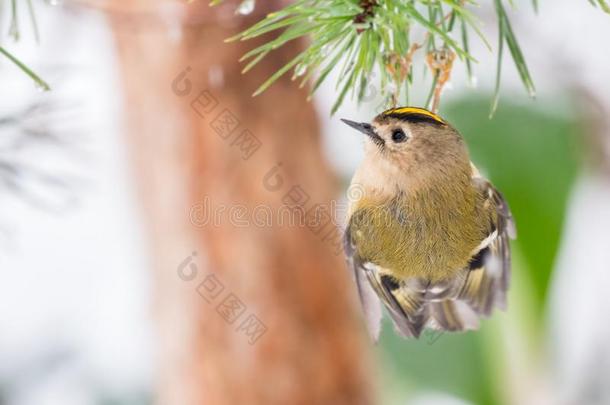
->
[342,107,515,340]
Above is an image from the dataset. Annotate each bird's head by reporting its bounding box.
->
[341,107,470,179]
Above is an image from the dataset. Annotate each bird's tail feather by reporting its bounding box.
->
[428,300,480,331]
[366,270,487,337]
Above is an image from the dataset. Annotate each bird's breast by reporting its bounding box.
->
[350,190,486,282]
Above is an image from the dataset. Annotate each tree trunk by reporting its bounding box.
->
[104,1,375,404]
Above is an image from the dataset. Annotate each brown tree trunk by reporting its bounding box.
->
[103,1,375,404]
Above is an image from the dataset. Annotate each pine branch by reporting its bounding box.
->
[1,0,50,91]
[218,0,607,115]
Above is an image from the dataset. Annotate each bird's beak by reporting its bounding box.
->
[340,119,385,147]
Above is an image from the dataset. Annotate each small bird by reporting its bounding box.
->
[342,107,516,341]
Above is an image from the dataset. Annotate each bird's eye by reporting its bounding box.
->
[391,128,408,143]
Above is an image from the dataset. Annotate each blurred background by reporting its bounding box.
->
[1,1,609,405]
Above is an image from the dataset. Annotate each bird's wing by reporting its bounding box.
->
[424,177,515,330]
[344,223,383,342]
[456,174,516,316]
[363,267,429,338]
[344,221,428,339]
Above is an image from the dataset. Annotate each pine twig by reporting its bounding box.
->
[214,0,606,115]
[1,0,50,91]
[0,47,50,91]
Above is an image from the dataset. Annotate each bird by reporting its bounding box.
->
[341,106,516,341]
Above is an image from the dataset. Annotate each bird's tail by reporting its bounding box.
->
[361,240,510,339]
[365,270,486,338]
[427,300,480,332]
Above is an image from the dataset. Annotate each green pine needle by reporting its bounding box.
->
[1,0,50,91]
[0,46,50,91]
[490,2,505,118]
[494,0,536,99]
[596,0,610,12]
[26,0,40,44]
[215,0,606,114]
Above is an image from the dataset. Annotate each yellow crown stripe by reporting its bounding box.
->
[382,107,446,124]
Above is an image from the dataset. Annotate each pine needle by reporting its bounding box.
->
[213,0,606,114]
